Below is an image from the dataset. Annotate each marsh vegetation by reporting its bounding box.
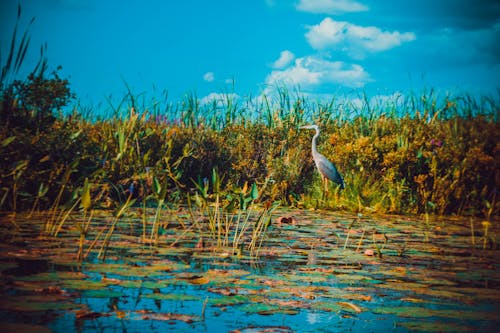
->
[1,6,499,333]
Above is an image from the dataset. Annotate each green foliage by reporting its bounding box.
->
[1,6,73,132]
[0,8,497,217]
[0,88,498,218]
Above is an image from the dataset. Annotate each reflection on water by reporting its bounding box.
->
[0,209,499,332]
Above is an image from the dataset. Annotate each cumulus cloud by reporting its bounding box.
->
[200,92,239,106]
[271,50,295,69]
[203,72,215,82]
[265,55,371,89]
[305,18,416,57]
[296,0,368,14]
[349,92,404,110]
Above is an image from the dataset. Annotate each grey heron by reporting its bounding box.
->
[300,124,345,197]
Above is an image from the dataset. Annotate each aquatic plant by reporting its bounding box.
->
[190,168,278,257]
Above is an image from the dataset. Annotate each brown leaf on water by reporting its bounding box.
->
[276,216,297,226]
[177,273,210,285]
[141,312,201,323]
[364,249,374,256]
[268,299,310,309]
[102,277,122,284]
[342,293,372,302]
[298,266,335,274]
[115,310,127,319]
[258,278,285,287]
[338,301,362,313]
[75,309,109,319]
[400,297,426,303]
[207,287,238,296]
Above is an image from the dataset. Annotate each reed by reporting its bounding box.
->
[1,5,498,219]
[190,168,278,256]
[1,87,498,219]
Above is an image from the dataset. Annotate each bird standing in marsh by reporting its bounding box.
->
[300,124,345,199]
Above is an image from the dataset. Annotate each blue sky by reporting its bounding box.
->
[1,0,499,109]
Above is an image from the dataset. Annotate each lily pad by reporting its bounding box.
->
[81,289,124,298]
[239,303,299,315]
[0,295,80,312]
[310,301,343,312]
[208,295,250,306]
[373,306,499,321]
[398,320,473,332]
[61,279,112,290]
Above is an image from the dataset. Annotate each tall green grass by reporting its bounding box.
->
[0,6,498,218]
[1,87,497,218]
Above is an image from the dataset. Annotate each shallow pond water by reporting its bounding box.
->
[0,208,499,332]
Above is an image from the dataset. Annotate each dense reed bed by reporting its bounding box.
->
[1,85,498,218]
[1,6,498,218]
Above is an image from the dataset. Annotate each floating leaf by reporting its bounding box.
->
[373,306,499,321]
[310,301,343,312]
[399,320,474,332]
[75,309,110,319]
[81,290,123,298]
[337,301,362,313]
[138,311,201,323]
[208,295,249,306]
[61,279,112,291]
[0,295,79,312]
[239,303,299,315]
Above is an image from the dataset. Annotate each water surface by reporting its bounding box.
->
[0,209,498,332]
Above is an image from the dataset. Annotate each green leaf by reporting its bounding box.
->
[81,178,91,211]
[153,177,161,195]
[70,130,82,140]
[250,182,259,200]
[1,136,16,147]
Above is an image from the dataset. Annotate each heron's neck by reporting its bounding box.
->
[311,129,319,152]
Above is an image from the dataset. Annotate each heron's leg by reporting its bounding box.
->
[321,175,327,201]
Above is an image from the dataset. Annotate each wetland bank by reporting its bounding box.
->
[1,83,499,333]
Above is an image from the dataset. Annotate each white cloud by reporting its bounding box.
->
[203,72,215,82]
[265,55,371,89]
[296,0,368,14]
[349,92,404,110]
[271,50,295,69]
[200,92,240,106]
[305,18,416,57]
